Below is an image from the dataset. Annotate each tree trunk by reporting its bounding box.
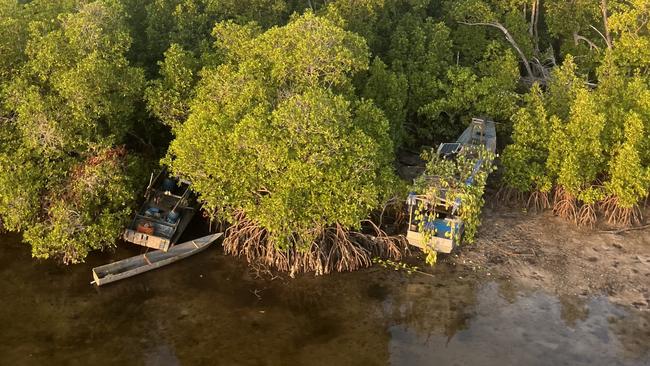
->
[601,0,612,49]
[529,0,540,53]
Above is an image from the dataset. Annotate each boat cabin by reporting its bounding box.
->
[122,169,196,252]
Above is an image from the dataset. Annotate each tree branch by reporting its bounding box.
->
[573,32,600,51]
[459,21,535,79]
[589,25,611,49]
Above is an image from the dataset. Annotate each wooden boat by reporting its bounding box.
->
[123,169,197,252]
[91,233,222,286]
[406,117,496,254]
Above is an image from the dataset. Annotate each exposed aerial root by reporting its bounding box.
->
[222,211,407,277]
[495,185,526,205]
[577,204,597,227]
[527,190,551,213]
[600,196,642,227]
[553,187,577,223]
[370,196,408,234]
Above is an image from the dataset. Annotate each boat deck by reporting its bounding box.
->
[123,171,197,252]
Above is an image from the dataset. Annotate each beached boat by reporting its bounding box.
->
[405,117,496,254]
[123,169,197,252]
[91,233,222,286]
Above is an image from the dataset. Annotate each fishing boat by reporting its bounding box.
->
[91,233,222,286]
[405,117,496,254]
[123,169,196,252]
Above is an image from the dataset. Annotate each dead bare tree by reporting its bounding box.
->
[459,21,535,80]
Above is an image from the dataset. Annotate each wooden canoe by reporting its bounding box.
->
[91,233,222,286]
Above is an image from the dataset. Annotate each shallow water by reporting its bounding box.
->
[1,230,649,366]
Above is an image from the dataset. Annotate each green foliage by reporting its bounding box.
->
[608,0,650,76]
[413,145,494,264]
[0,1,148,263]
[388,14,452,124]
[164,13,397,250]
[420,43,520,139]
[23,148,146,264]
[141,0,295,70]
[6,0,144,155]
[544,56,584,120]
[501,52,650,222]
[0,0,27,88]
[3,0,650,264]
[501,83,552,193]
[553,88,606,202]
[605,113,650,208]
[145,44,200,131]
[361,57,408,146]
[0,129,45,232]
[322,0,387,50]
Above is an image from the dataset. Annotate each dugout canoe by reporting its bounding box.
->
[91,233,222,286]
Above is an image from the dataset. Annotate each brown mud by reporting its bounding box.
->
[445,203,650,311]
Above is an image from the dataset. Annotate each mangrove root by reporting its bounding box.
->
[600,196,642,227]
[222,212,408,277]
[527,190,551,213]
[553,187,577,223]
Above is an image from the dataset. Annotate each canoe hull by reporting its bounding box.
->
[92,233,222,286]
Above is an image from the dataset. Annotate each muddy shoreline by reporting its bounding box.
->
[442,203,650,311]
[397,149,649,311]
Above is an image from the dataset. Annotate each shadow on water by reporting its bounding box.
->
[0,224,649,366]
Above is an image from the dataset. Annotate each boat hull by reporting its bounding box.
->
[92,233,222,286]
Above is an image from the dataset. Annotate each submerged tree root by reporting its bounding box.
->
[222,213,408,277]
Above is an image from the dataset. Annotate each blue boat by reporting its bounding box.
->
[405,118,496,253]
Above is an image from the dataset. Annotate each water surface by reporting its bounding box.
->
[1,231,648,366]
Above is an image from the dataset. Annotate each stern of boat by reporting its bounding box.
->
[123,229,172,251]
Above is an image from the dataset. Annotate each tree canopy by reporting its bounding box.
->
[0,0,146,263]
[163,13,397,250]
[1,0,648,265]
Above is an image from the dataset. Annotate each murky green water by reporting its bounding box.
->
[1,229,649,366]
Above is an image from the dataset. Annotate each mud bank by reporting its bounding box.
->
[445,205,650,311]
